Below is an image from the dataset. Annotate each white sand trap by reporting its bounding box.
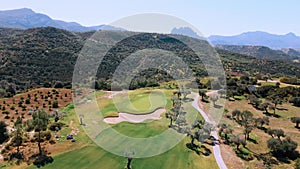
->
[103,108,166,124]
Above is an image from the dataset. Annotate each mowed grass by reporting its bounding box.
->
[98,89,172,117]
[111,120,168,138]
[37,138,218,169]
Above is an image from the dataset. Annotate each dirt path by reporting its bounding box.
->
[192,93,228,169]
[103,108,166,124]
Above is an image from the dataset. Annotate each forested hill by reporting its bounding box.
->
[216,45,299,62]
[0,27,300,97]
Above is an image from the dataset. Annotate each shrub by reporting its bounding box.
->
[33,155,54,168]
[52,101,58,108]
[42,131,52,140]
[49,122,65,131]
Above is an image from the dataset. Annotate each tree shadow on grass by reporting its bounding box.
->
[257,126,268,132]
[274,151,300,163]
[247,137,258,144]
[263,112,281,118]
[253,153,278,166]
[183,98,194,102]
[235,147,254,161]
[276,107,288,111]
[201,99,209,103]
[213,104,223,109]
[186,143,212,156]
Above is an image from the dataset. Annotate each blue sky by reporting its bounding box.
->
[1,0,300,36]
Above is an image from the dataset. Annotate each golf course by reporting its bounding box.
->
[24,89,219,169]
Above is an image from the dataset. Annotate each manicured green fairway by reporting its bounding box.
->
[35,139,218,169]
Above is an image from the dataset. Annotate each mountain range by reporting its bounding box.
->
[0,8,123,32]
[1,8,300,63]
[209,31,300,49]
[215,45,300,62]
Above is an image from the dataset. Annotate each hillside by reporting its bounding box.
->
[216,45,298,62]
[1,27,300,96]
[281,48,300,58]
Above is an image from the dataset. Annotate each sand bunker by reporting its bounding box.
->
[103,108,166,124]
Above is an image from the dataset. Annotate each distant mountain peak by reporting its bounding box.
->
[171,27,203,39]
[285,32,296,37]
[0,8,124,32]
[0,8,35,15]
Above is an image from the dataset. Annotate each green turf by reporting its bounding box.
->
[35,138,218,169]
[99,90,172,117]
[111,120,168,138]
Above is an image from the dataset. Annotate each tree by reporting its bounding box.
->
[270,95,282,115]
[192,119,204,129]
[175,114,187,127]
[240,111,256,140]
[219,123,233,143]
[256,117,269,128]
[173,90,181,99]
[0,121,8,144]
[124,150,135,169]
[181,89,191,100]
[251,97,262,108]
[198,89,207,101]
[267,128,285,140]
[231,135,246,150]
[171,96,178,107]
[13,124,23,155]
[291,117,300,128]
[32,110,49,155]
[79,114,84,125]
[274,129,285,140]
[267,137,298,158]
[52,101,58,108]
[165,111,175,127]
[218,89,226,98]
[232,109,241,122]
[260,102,269,114]
[210,94,219,107]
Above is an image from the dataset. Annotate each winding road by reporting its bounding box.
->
[192,94,228,169]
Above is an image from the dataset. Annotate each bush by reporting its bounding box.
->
[54,82,63,88]
[267,137,298,158]
[290,97,300,107]
[295,158,300,169]
[42,131,52,141]
[49,122,65,131]
[33,155,54,168]
[52,101,58,108]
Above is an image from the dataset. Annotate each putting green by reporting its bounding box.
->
[99,90,172,117]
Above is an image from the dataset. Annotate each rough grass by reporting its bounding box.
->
[211,99,300,169]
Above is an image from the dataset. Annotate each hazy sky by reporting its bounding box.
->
[1,0,299,36]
